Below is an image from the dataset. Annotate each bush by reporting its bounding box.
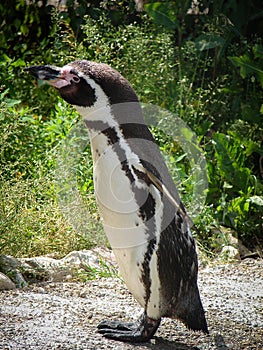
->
[0,93,105,257]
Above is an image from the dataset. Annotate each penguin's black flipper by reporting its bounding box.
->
[97,313,161,343]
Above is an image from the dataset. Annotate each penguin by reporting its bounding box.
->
[25,60,208,343]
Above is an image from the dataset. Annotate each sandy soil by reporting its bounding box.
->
[0,258,262,350]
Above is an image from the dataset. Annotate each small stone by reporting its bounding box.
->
[0,272,16,290]
[65,274,73,281]
[79,291,87,298]
[38,287,45,294]
[86,312,93,319]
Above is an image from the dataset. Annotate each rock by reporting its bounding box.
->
[18,250,109,283]
[0,255,27,288]
[0,249,116,287]
[62,250,100,269]
[237,241,254,258]
[219,245,241,262]
[211,226,254,259]
[19,256,75,283]
[0,254,20,269]
[18,248,116,284]
[0,272,16,290]
[224,230,254,259]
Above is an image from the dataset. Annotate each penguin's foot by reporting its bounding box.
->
[97,312,161,343]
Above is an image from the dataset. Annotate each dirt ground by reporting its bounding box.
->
[0,258,262,350]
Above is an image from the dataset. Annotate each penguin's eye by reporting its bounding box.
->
[71,76,80,83]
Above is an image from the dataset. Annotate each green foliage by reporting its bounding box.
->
[0,98,104,258]
[213,132,252,194]
[205,130,263,246]
[80,15,176,108]
[0,176,100,258]
[73,258,118,282]
[229,44,263,87]
[0,0,262,259]
[144,2,179,31]
[0,88,77,179]
[229,44,263,121]
[0,1,52,57]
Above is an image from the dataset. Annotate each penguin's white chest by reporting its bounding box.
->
[91,133,143,231]
[89,132,163,316]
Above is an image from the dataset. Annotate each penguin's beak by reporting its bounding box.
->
[25,65,61,82]
[25,65,72,89]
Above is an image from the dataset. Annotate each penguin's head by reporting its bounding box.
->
[25,60,138,108]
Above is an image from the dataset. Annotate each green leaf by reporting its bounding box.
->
[228,196,250,221]
[223,182,233,189]
[11,58,26,67]
[213,133,251,193]
[5,98,21,107]
[20,23,29,36]
[247,196,263,206]
[229,54,263,87]
[144,2,178,31]
[195,33,225,51]
[253,44,263,59]
[227,131,262,157]
[0,54,12,63]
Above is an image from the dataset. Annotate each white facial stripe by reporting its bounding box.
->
[61,65,72,74]
[74,75,112,119]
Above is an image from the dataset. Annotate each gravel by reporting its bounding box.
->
[0,258,262,350]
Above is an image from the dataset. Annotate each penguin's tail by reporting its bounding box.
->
[176,288,209,334]
[183,307,209,334]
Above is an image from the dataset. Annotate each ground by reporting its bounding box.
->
[0,258,262,350]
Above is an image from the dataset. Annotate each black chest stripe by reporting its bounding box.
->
[132,163,158,305]
[85,120,119,144]
[141,237,156,307]
[86,120,136,184]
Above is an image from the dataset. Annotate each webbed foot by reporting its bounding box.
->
[97,312,161,343]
